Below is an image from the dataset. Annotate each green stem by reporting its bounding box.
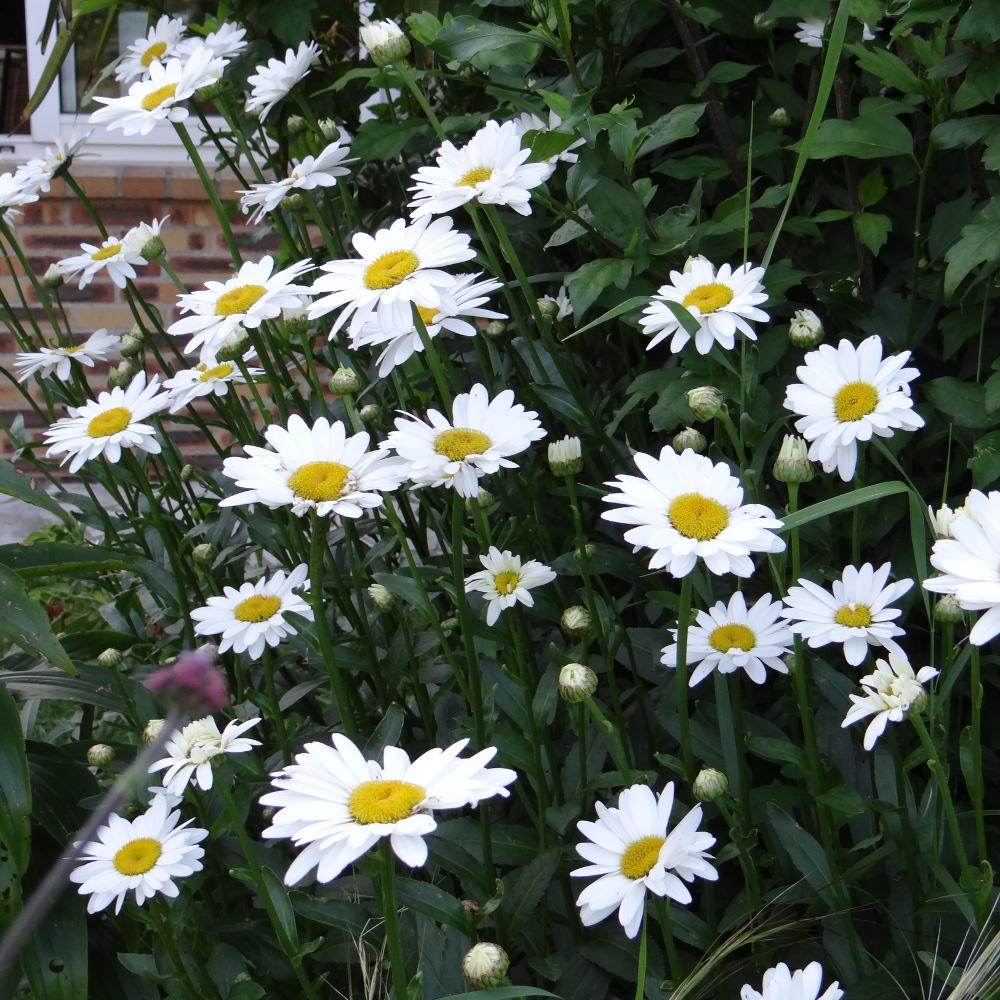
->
[378,840,410,999]
[675,576,694,780]
[653,897,682,986]
[552,0,584,89]
[148,901,206,999]
[969,646,986,865]
[633,910,648,1000]
[392,60,445,139]
[586,698,633,781]
[262,647,290,762]
[412,303,453,407]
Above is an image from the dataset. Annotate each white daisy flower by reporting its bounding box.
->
[190,564,312,660]
[741,962,843,1000]
[464,547,556,626]
[124,215,169,256]
[924,489,1000,645]
[260,734,516,885]
[238,138,355,224]
[162,358,263,412]
[56,231,148,289]
[245,41,320,120]
[781,562,913,666]
[784,335,924,482]
[0,170,40,218]
[661,592,793,686]
[148,715,262,794]
[639,259,769,355]
[841,652,938,751]
[16,131,92,193]
[308,215,476,338]
[795,17,826,48]
[90,47,226,136]
[572,783,717,940]
[512,109,585,164]
[928,502,963,540]
[44,372,169,474]
[382,383,546,498]
[408,119,553,219]
[352,273,505,377]
[115,14,188,82]
[219,414,408,518]
[15,329,119,383]
[359,20,410,65]
[167,255,313,361]
[601,446,785,578]
[181,21,248,61]
[68,794,207,914]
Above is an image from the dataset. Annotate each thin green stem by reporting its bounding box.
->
[378,840,410,999]
[634,910,648,1000]
[392,61,445,139]
[552,0,584,89]
[654,897,682,986]
[969,645,986,865]
[675,575,694,780]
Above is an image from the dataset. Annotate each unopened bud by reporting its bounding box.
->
[686,386,724,422]
[536,296,560,322]
[560,605,591,638]
[788,308,824,347]
[673,426,706,454]
[462,942,509,989]
[460,898,482,920]
[361,20,411,67]
[329,367,360,394]
[929,503,960,539]
[485,320,507,339]
[283,192,306,212]
[108,359,139,388]
[693,766,729,802]
[87,744,114,768]
[193,543,214,566]
[468,488,494,510]
[42,263,63,288]
[140,235,165,260]
[97,647,123,668]
[773,433,815,484]
[548,435,582,476]
[368,583,395,612]
[441,617,459,633]
[120,329,144,357]
[558,662,598,703]
[318,118,343,141]
[359,403,381,423]
[769,107,790,127]
[286,115,308,135]
[574,542,597,563]
[194,79,227,103]
[216,328,251,362]
[683,254,709,274]
[754,12,776,31]
[180,464,196,482]
[143,718,166,744]
[934,595,964,624]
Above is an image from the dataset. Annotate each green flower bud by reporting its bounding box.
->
[560,605,591,638]
[769,107,790,127]
[361,20,411,67]
[140,234,165,260]
[934,595,964,624]
[286,114,308,135]
[87,744,114,768]
[686,386,724,422]
[462,943,509,989]
[359,403,382,423]
[772,434,815,484]
[485,320,507,339]
[548,435,583,476]
[558,662,598,703]
[216,328,251,362]
[693,766,729,802]
[42,263,63,289]
[142,719,165,744]
[107,359,139,389]
[673,426,707,454]
[97,648,123,668]
[789,308,824,347]
[536,296,560,322]
[180,464,196,482]
[193,543,215,567]
[368,583,395,612]
[329,367,360,394]
[120,329,144,358]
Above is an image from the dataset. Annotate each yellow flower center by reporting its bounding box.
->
[87,406,132,438]
[363,250,420,290]
[141,41,168,67]
[63,346,84,353]
[668,493,730,541]
[457,166,493,187]
[198,362,235,382]
[709,623,756,653]
[348,779,426,824]
[493,570,520,595]
[415,304,439,326]
[833,381,879,422]
[90,243,122,261]
[620,836,665,880]
[214,284,267,316]
[682,283,734,314]
[140,82,178,111]
[113,837,162,876]
[287,461,352,502]
[233,594,282,623]
[434,427,492,462]
[834,604,872,628]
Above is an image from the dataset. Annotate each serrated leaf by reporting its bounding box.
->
[854,211,892,254]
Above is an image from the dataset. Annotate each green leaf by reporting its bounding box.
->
[931,115,1000,150]
[525,130,579,163]
[766,803,837,905]
[0,543,129,577]
[0,668,124,711]
[19,890,88,1000]
[805,114,914,160]
[406,11,442,45]
[943,199,1000,296]
[0,564,75,674]
[436,989,561,1000]
[583,179,645,250]
[780,482,909,532]
[925,378,992,428]
[504,847,561,929]
[565,259,632,318]
[431,16,544,67]
[0,459,72,526]
[395,877,470,932]
[636,104,707,158]
[0,683,30,937]
[363,704,405,760]
[565,296,646,340]
[857,167,887,207]
[351,120,429,161]
[853,211,892,254]
[692,62,757,97]
[258,868,299,953]
[848,43,924,93]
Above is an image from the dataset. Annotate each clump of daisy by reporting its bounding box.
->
[115,13,187,82]
[382,383,546,498]
[661,592,793,686]
[781,562,913,666]
[572,783,717,939]
[639,259,769,355]
[219,415,407,518]
[162,357,263,413]
[464,547,556,625]
[149,716,262,794]
[308,215,476,339]
[69,794,207,914]
[841,652,938,751]
[15,329,119,383]
[784,335,924,481]
[44,372,169,473]
[238,138,355,224]
[245,41,320,120]
[260,734,516,885]
[190,564,312,659]
[601,446,785,578]
[741,962,843,1000]
[408,119,553,219]
[167,256,313,361]
[924,489,1000,644]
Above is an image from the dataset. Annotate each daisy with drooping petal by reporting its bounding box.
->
[781,562,913,666]
[56,233,148,289]
[15,329,119,383]
[190,564,312,660]
[382,383,546,498]
[794,18,826,47]
[309,215,476,338]
[924,489,1000,645]
[69,794,207,914]
[162,358,263,412]
[90,47,226,136]
[260,734,516,885]
[661,592,793,686]
[219,414,408,518]
[602,446,785,578]
[639,259,769,355]
[352,273,505,377]
[784,335,924,481]
[464,547,556,625]
[0,170,40,220]
[181,21,248,61]
[16,131,92,193]
[238,138,355,224]
[841,652,938,751]
[512,109,585,164]
[44,372,169,473]
[408,119,553,219]
[115,14,188,82]
[167,256,313,361]
[741,962,843,1000]
[572,783,717,939]
[149,716,262,794]
[245,41,320,120]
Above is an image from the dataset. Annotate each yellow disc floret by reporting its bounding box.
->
[141,83,178,111]
[668,493,730,541]
[348,779,426,824]
[198,362,235,382]
[90,243,122,261]
[493,570,520,595]
[620,836,666,880]
[214,284,267,316]
[141,41,168,67]
[708,623,756,654]
[416,305,440,326]
[457,166,493,188]
[833,381,879,422]
[113,837,162,876]
[682,283,734,314]
[233,594,282,623]
[363,250,420,290]
[87,406,132,438]
[434,428,492,462]
[834,604,872,628]
[288,461,352,502]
